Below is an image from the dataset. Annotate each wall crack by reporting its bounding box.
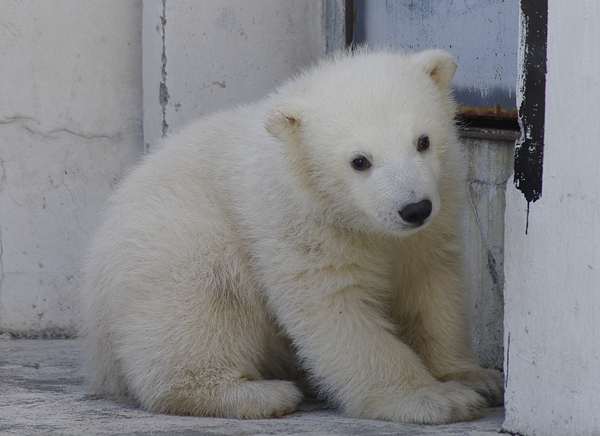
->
[0,116,122,140]
[468,186,503,295]
[159,0,169,137]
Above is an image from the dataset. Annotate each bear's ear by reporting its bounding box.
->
[415,49,457,89]
[265,104,303,143]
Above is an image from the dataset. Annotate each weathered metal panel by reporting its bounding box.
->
[353,0,519,113]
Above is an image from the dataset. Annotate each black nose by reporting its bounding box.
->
[399,200,432,226]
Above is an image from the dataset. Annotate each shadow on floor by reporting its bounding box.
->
[0,338,504,436]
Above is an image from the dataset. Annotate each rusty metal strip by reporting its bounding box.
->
[459,105,518,120]
[458,127,520,142]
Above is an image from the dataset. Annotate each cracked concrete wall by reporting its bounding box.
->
[142,0,331,148]
[0,1,143,335]
[463,137,514,371]
[0,1,337,335]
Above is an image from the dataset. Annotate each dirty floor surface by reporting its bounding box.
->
[0,338,504,436]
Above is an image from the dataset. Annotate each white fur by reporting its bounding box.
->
[80,49,503,424]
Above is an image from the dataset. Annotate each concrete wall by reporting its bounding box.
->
[143,0,332,148]
[464,136,514,370]
[503,0,600,434]
[0,1,333,336]
[0,1,144,336]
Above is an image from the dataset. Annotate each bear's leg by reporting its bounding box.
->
[146,373,303,419]
[113,264,303,418]
[269,286,488,424]
[120,326,303,419]
[392,258,504,407]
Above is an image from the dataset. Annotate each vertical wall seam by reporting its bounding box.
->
[324,0,347,54]
[160,0,169,137]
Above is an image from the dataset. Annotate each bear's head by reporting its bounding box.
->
[265,49,460,237]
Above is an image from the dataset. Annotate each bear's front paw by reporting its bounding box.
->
[401,381,488,424]
[234,380,303,419]
[439,368,504,407]
[349,380,487,424]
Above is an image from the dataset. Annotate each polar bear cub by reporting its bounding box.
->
[80,49,503,424]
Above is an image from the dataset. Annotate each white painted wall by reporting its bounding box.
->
[0,1,334,336]
[143,0,331,148]
[503,1,600,434]
[0,1,144,336]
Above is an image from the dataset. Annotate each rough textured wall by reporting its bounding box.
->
[0,1,144,336]
[143,0,329,148]
[504,0,600,434]
[463,137,514,371]
[0,1,334,336]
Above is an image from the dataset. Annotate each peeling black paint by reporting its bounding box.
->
[514,0,548,233]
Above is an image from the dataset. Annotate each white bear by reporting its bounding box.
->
[80,49,503,424]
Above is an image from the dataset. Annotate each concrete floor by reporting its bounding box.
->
[0,337,505,436]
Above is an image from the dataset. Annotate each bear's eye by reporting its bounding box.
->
[351,156,371,171]
[417,135,430,152]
